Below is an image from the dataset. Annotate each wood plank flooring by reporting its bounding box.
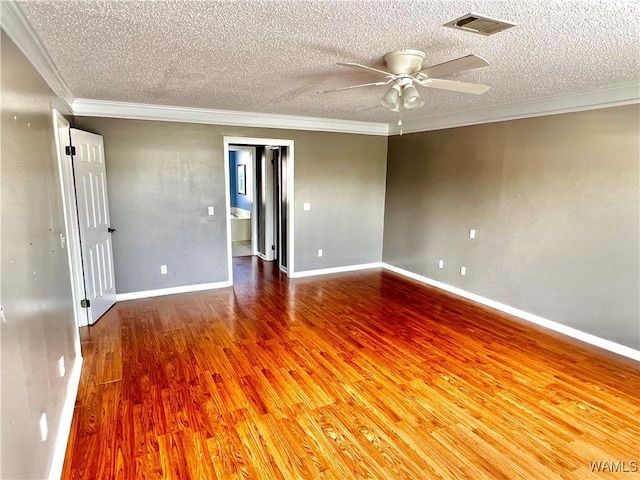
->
[63,257,639,479]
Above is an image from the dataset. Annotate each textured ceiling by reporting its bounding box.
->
[17,0,640,123]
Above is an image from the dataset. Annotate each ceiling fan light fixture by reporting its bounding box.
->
[325,50,490,114]
[380,84,401,110]
[402,83,421,110]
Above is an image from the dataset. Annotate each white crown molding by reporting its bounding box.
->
[1,1,75,110]
[391,82,640,135]
[73,98,390,136]
[290,262,383,278]
[115,280,232,301]
[382,263,640,361]
[2,0,634,138]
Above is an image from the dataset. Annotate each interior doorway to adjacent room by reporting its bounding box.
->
[224,137,294,283]
[228,146,256,257]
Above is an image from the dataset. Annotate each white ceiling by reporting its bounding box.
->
[15,0,640,125]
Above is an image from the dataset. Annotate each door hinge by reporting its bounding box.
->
[65,145,76,156]
[271,245,275,251]
[80,299,91,308]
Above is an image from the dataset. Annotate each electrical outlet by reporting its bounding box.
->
[160,265,168,275]
[208,206,215,216]
[469,229,476,239]
[0,307,5,324]
[317,249,323,257]
[460,266,467,276]
[438,260,444,269]
[39,413,48,442]
[58,356,65,377]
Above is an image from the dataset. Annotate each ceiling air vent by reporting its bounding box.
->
[444,13,515,36]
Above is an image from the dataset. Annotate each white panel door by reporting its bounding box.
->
[70,129,116,324]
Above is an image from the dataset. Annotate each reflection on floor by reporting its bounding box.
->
[232,240,252,257]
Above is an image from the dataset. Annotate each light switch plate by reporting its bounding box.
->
[460,266,467,276]
[469,229,476,239]
[208,206,215,216]
[303,203,311,211]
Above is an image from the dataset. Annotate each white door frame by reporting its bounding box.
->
[261,147,275,262]
[276,147,289,273]
[52,109,87,336]
[223,137,295,283]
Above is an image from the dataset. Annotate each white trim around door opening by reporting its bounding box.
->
[223,136,295,281]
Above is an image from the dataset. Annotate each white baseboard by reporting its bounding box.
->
[48,354,83,480]
[382,263,640,362]
[115,281,232,301]
[290,262,383,279]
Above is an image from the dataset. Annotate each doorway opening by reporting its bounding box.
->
[224,137,294,283]
[228,146,256,258]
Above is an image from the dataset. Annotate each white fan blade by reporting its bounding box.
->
[419,54,489,78]
[318,81,390,94]
[417,78,491,95]
[337,62,392,76]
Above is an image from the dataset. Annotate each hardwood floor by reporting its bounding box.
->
[63,257,639,479]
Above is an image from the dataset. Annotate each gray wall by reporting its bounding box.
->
[1,31,77,479]
[71,119,229,293]
[73,117,388,293]
[384,105,640,349]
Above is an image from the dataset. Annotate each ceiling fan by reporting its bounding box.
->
[319,50,491,112]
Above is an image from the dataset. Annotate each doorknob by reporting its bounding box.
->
[108,227,116,233]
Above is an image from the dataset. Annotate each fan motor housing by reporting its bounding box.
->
[383,50,427,75]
